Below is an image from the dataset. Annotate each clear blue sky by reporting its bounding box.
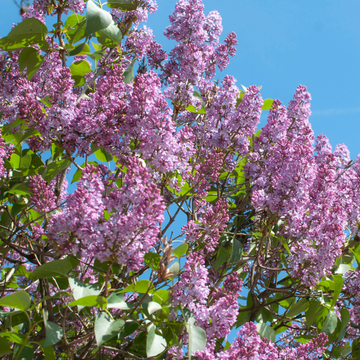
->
[1,0,360,159]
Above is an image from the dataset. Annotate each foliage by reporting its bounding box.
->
[0,0,359,359]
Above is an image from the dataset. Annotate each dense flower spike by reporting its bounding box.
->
[0,129,12,179]
[0,0,359,359]
[29,174,57,213]
[48,159,165,270]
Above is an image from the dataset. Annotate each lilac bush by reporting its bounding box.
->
[0,0,359,359]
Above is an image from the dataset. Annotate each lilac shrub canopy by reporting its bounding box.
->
[0,0,359,359]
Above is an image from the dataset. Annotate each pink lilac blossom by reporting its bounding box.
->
[31,0,85,16]
[125,26,154,61]
[48,158,165,270]
[162,0,237,106]
[0,129,13,179]
[246,86,348,285]
[28,174,57,213]
[195,322,328,360]
[111,0,157,27]
[288,133,355,285]
[245,85,360,285]
[171,251,210,312]
[203,274,242,341]
[21,5,46,22]
[0,48,193,182]
[120,71,193,175]
[146,39,168,69]
[247,86,315,218]
[171,257,242,355]
[201,79,262,154]
[181,199,229,252]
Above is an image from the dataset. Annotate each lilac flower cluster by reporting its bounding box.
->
[162,0,238,107]
[28,174,57,213]
[181,199,229,252]
[29,0,85,18]
[246,85,360,285]
[200,77,263,155]
[120,71,194,176]
[195,322,327,360]
[111,0,157,27]
[0,129,13,179]
[171,253,242,355]
[48,159,165,270]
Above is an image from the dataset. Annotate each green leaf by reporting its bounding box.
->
[168,262,180,279]
[42,346,56,360]
[119,322,139,339]
[17,127,40,145]
[229,239,243,264]
[70,60,92,87]
[69,278,100,298]
[0,291,30,311]
[0,337,13,357]
[335,264,352,274]
[37,95,52,108]
[2,310,28,328]
[262,98,274,110]
[215,246,230,270]
[85,0,113,37]
[331,274,343,308]
[146,324,167,357]
[0,331,26,344]
[9,153,21,169]
[89,50,106,61]
[94,147,112,162]
[69,42,90,57]
[143,301,162,315]
[305,300,324,327]
[294,335,314,344]
[153,290,170,305]
[41,321,63,348]
[43,159,71,182]
[0,18,48,50]
[71,161,98,184]
[107,292,134,310]
[107,0,139,10]
[194,90,205,105]
[69,278,101,312]
[337,308,350,344]
[144,252,161,271]
[123,59,136,84]
[68,295,107,309]
[18,47,36,72]
[187,323,206,356]
[172,243,188,258]
[4,118,26,134]
[321,310,338,335]
[286,298,309,317]
[332,343,352,357]
[31,257,78,280]
[185,104,206,114]
[256,322,275,343]
[13,343,34,360]
[97,22,122,45]
[65,14,86,44]
[7,183,30,196]
[95,312,125,346]
[122,279,154,294]
[18,47,44,80]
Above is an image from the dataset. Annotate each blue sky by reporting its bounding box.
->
[1,0,360,159]
[149,0,360,159]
